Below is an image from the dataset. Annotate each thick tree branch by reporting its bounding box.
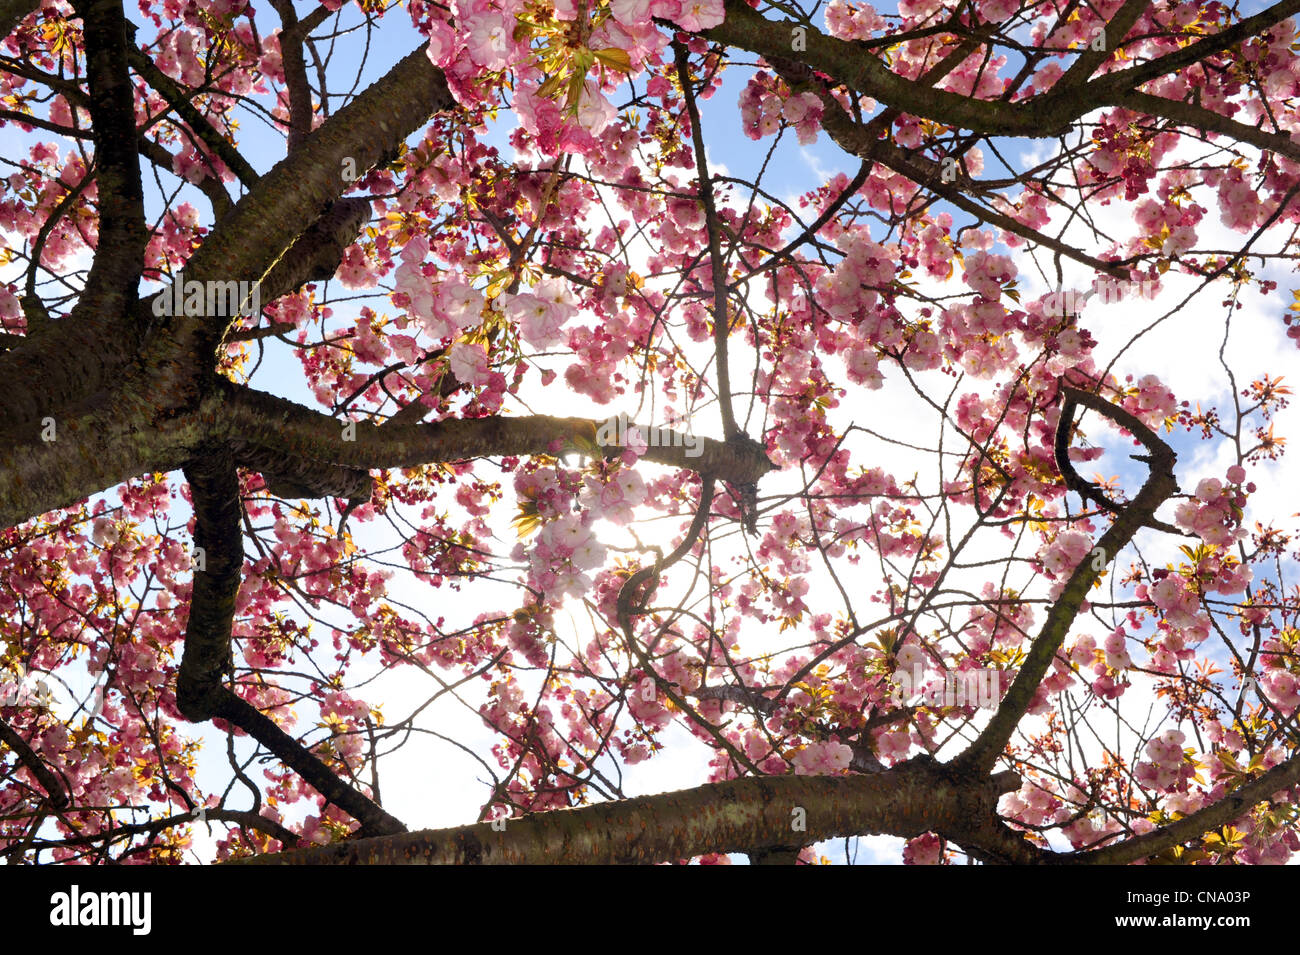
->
[237,443,372,501]
[0,0,37,40]
[0,385,225,531]
[252,196,372,308]
[697,0,1300,141]
[231,761,1031,864]
[1111,89,1300,164]
[1055,0,1150,91]
[748,846,802,864]
[175,456,243,721]
[0,0,149,436]
[215,384,776,487]
[177,454,404,836]
[175,43,454,359]
[73,0,147,299]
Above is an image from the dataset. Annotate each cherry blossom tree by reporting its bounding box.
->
[2,0,1300,865]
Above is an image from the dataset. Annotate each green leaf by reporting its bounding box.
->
[593,48,632,73]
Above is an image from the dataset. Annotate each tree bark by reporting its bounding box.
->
[232,761,1035,865]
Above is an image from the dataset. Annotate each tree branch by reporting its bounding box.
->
[0,716,70,809]
[674,41,738,440]
[1091,0,1300,99]
[767,58,1130,278]
[0,0,151,436]
[209,690,406,837]
[270,0,315,151]
[1110,89,1300,164]
[955,383,1180,774]
[28,807,301,851]
[137,134,233,218]
[1071,753,1300,864]
[0,0,38,40]
[238,443,373,501]
[697,0,1300,141]
[698,0,1080,136]
[126,44,259,188]
[252,196,372,309]
[174,43,454,359]
[1055,0,1150,91]
[175,456,243,721]
[215,384,776,487]
[177,453,404,837]
[73,0,147,299]
[230,761,1031,864]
